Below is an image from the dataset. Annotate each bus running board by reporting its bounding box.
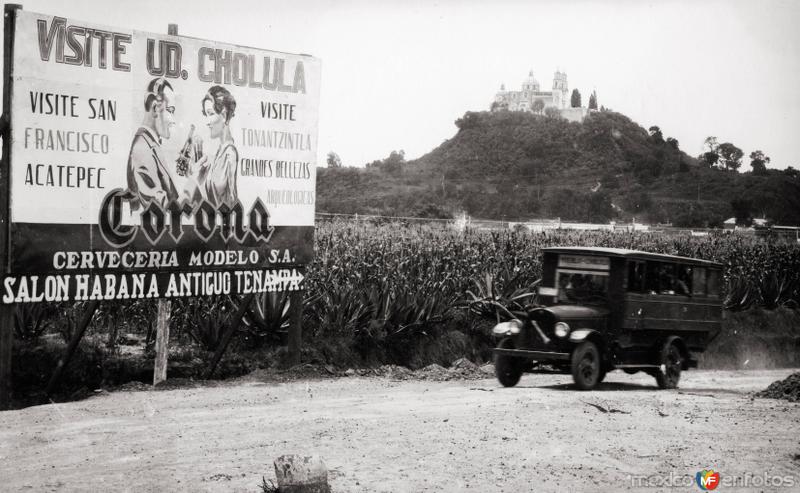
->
[493,348,570,361]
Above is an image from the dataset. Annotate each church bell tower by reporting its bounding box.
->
[552,70,568,109]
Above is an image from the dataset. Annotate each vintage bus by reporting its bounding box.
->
[492,247,723,390]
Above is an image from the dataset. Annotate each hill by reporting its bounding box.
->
[318,110,800,226]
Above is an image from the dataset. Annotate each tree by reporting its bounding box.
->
[621,188,653,214]
[648,126,663,143]
[570,89,581,108]
[587,190,615,222]
[454,111,481,130]
[547,188,578,219]
[731,198,753,226]
[544,107,562,119]
[588,90,598,110]
[490,100,507,112]
[531,99,545,114]
[326,151,342,168]
[700,136,719,168]
[673,203,725,228]
[700,152,719,168]
[784,166,800,179]
[717,142,743,171]
[666,137,679,150]
[749,150,770,175]
[366,149,405,174]
[383,150,405,174]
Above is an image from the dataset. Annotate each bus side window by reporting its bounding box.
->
[692,267,707,296]
[676,265,692,296]
[627,261,644,292]
[657,263,678,294]
[707,269,721,298]
[645,262,660,293]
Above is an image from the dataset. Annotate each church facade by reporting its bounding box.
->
[493,70,570,112]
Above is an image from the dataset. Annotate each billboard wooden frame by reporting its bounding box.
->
[0,4,20,409]
[0,6,316,407]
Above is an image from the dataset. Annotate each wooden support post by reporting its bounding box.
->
[153,300,171,386]
[287,289,303,367]
[0,305,12,409]
[44,300,100,397]
[151,22,179,387]
[0,4,21,410]
[204,293,254,379]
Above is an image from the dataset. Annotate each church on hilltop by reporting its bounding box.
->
[494,70,569,111]
[493,69,591,122]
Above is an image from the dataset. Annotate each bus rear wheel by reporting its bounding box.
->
[655,339,683,389]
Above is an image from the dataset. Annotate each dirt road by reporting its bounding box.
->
[1,369,799,492]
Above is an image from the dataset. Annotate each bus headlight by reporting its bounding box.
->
[554,322,571,338]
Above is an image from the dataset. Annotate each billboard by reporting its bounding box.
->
[2,11,320,303]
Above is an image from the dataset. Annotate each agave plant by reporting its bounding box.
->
[462,271,541,323]
[184,297,232,351]
[381,277,456,337]
[724,277,756,311]
[306,280,373,339]
[13,302,59,341]
[238,291,292,347]
[756,274,799,309]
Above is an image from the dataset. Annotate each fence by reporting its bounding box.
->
[315,212,800,241]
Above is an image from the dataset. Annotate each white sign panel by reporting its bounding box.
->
[3,10,320,302]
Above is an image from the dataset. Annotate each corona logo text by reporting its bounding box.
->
[98,188,274,248]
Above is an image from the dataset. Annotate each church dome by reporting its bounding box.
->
[523,70,540,91]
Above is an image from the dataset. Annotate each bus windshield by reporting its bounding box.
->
[556,270,609,304]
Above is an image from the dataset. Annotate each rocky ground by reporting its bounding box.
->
[756,372,800,403]
[1,368,799,492]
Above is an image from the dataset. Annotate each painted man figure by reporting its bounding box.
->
[126,77,179,211]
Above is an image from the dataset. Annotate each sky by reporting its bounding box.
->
[2,0,800,170]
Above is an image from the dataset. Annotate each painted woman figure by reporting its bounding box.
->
[186,86,239,207]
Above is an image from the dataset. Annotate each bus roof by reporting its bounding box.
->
[542,246,723,268]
